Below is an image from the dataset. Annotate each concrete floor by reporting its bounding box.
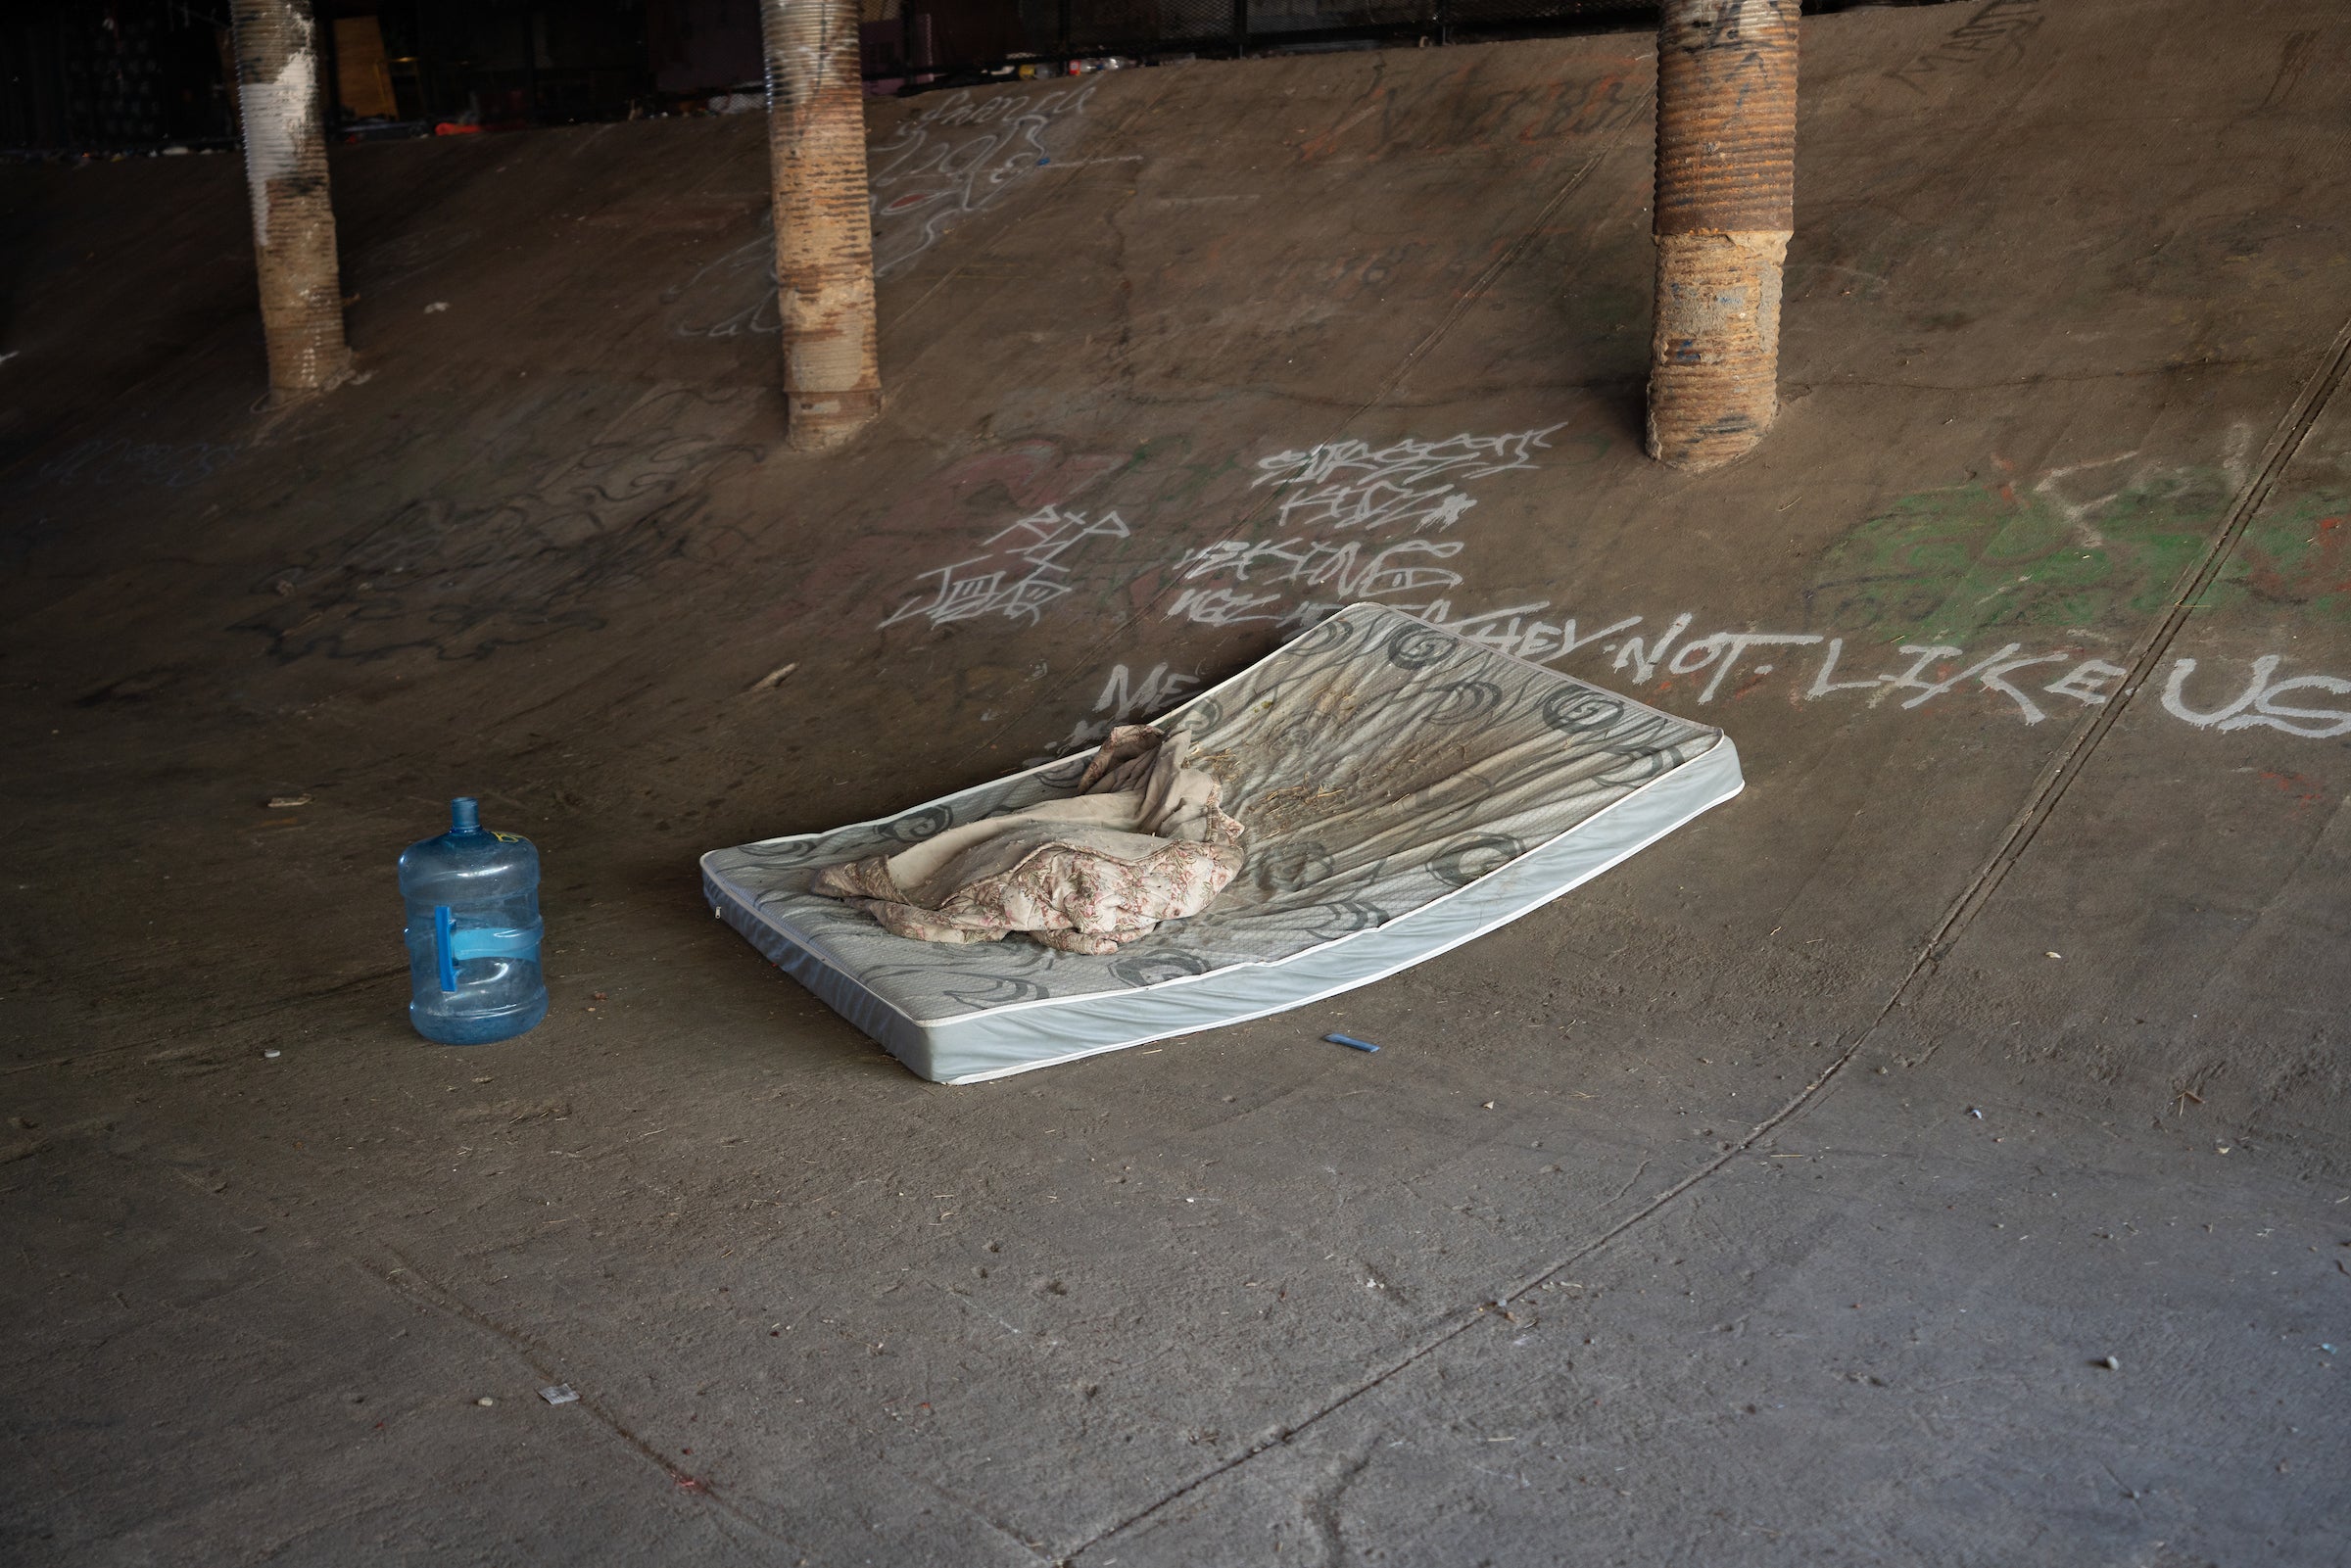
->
[4,1,2349,1562]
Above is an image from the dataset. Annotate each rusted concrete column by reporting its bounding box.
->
[1648,0,1798,472]
[229,0,350,399]
[761,0,883,451]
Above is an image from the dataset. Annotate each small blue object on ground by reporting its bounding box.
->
[1325,1032,1380,1053]
[400,796,548,1045]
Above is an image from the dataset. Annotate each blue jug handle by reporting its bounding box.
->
[433,907,543,992]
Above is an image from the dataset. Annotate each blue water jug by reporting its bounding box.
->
[400,797,548,1045]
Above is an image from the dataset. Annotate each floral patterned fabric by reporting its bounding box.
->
[811,726,1245,954]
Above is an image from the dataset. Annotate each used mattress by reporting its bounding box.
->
[702,603,1744,1083]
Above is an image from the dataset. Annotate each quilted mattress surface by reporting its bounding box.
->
[702,603,1744,1082]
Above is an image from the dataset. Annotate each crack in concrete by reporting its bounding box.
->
[1604,1155,1652,1206]
[1906,308,2351,986]
[355,1247,806,1561]
[1054,1025,1874,1563]
[1056,313,2351,1561]
[896,1463,1059,1564]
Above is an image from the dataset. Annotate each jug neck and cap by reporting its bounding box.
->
[450,797,483,835]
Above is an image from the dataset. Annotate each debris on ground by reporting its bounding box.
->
[475,1396,497,1406]
[540,1384,580,1405]
[2095,1355,2121,1370]
[264,794,312,809]
[1325,1032,1379,1053]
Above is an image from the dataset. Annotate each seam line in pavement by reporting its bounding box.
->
[1906,309,2351,986]
[357,1247,804,1561]
[1059,293,2351,1568]
[1062,1023,1873,1564]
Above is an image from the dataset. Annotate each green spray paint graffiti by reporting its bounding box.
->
[1806,462,2351,642]
[2232,508,2351,616]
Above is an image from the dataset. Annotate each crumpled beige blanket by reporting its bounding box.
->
[811,726,1245,954]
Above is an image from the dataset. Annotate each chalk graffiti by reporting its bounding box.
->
[878,424,1555,637]
[1808,449,2351,640]
[350,226,477,292]
[1164,425,1564,629]
[1296,60,1644,165]
[1037,659,1202,760]
[868,84,1092,279]
[661,224,779,340]
[663,84,1091,338]
[1261,440,2351,743]
[879,504,1130,630]
[237,387,761,663]
[879,425,2351,749]
[866,424,1565,634]
[35,437,238,490]
[1328,597,2351,740]
[1168,536,1466,630]
[1254,427,1561,531]
[1887,0,2043,93]
[9,436,238,565]
[1312,242,1445,305]
[2161,657,2351,739]
[1038,599,2351,770]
